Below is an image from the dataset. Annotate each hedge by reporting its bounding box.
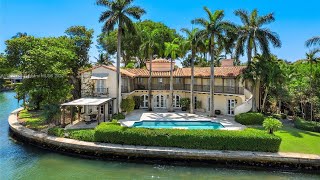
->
[94,123,281,152]
[235,112,265,125]
[48,127,95,141]
[294,118,320,133]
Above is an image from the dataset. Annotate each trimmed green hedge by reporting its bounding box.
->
[48,127,95,141]
[294,118,320,133]
[235,112,265,125]
[94,123,281,152]
[48,127,64,137]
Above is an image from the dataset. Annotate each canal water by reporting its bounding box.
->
[0,91,319,180]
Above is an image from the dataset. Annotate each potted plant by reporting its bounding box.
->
[180,98,190,111]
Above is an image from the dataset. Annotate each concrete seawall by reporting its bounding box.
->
[8,108,320,171]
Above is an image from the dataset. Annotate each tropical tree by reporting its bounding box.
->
[305,49,320,120]
[65,26,94,99]
[165,38,180,112]
[140,31,160,111]
[234,9,281,63]
[95,53,114,65]
[97,0,145,113]
[181,28,199,113]
[193,7,235,117]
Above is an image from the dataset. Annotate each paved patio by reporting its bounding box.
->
[120,109,245,130]
[64,120,99,130]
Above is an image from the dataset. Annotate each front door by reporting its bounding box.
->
[227,99,236,115]
[154,95,166,108]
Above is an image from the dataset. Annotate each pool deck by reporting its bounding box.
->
[120,109,245,130]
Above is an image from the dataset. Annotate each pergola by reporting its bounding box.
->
[60,97,114,125]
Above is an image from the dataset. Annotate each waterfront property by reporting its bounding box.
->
[74,59,255,123]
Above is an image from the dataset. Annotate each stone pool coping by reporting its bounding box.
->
[8,108,320,170]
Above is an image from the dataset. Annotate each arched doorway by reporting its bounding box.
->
[173,94,181,108]
[140,95,148,108]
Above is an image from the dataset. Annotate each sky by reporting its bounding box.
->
[1,0,320,65]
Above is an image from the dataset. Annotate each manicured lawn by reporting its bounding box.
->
[19,109,47,130]
[253,126,320,154]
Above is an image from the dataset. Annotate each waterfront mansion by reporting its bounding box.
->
[80,59,254,116]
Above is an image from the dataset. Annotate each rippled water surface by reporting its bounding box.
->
[0,91,319,180]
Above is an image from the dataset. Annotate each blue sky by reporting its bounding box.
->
[1,0,319,65]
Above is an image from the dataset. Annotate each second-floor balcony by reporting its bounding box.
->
[123,83,244,95]
[81,88,109,97]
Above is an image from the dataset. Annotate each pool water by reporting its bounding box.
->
[133,120,224,129]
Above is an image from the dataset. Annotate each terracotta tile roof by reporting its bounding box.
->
[81,65,246,78]
[126,66,246,77]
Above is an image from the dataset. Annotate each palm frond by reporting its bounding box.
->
[124,6,146,19]
[96,0,112,6]
[258,28,281,48]
[192,18,208,28]
[306,36,320,47]
[99,11,113,22]
[257,13,275,26]
[234,9,250,25]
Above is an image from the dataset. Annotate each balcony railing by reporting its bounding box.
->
[81,88,109,97]
[124,83,244,94]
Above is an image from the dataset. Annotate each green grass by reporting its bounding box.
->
[19,109,47,130]
[252,126,320,154]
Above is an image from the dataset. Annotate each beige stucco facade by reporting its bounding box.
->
[80,65,254,116]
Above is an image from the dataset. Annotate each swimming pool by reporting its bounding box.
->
[132,121,224,129]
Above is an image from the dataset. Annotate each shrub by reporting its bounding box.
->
[133,96,141,109]
[235,112,265,125]
[68,129,95,142]
[42,104,61,123]
[294,117,320,133]
[112,113,125,120]
[281,114,287,120]
[121,97,135,113]
[94,123,281,152]
[48,127,65,137]
[180,98,190,108]
[263,118,283,134]
[272,114,282,120]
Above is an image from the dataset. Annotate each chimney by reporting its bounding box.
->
[221,59,234,67]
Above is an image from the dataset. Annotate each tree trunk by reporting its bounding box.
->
[278,100,281,114]
[252,82,257,112]
[116,23,122,114]
[190,50,195,114]
[169,58,174,112]
[262,86,268,113]
[148,53,153,111]
[209,43,215,117]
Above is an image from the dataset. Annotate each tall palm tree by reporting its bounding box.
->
[165,38,180,112]
[234,9,281,111]
[181,28,199,114]
[234,9,281,63]
[193,7,235,117]
[97,0,145,114]
[306,36,320,49]
[306,49,320,120]
[140,31,159,111]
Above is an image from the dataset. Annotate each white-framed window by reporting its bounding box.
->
[140,95,149,108]
[225,78,235,87]
[227,99,236,115]
[158,78,163,83]
[96,80,105,92]
[194,96,197,109]
[173,95,181,108]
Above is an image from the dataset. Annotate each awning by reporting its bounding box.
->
[90,73,108,80]
[61,98,113,106]
[90,76,108,80]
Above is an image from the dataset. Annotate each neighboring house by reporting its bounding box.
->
[80,59,254,116]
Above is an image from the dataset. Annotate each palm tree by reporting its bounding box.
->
[97,0,145,114]
[193,7,235,117]
[306,36,320,48]
[95,53,114,65]
[181,28,199,114]
[305,49,320,120]
[165,38,180,112]
[140,31,159,111]
[234,9,281,111]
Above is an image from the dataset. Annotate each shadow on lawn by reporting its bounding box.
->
[277,127,320,138]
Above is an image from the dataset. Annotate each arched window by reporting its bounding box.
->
[140,95,148,108]
[173,95,181,108]
[154,94,166,108]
